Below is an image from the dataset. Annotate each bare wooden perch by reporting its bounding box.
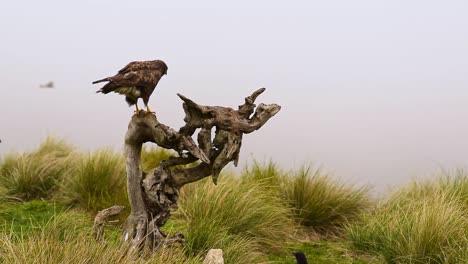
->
[122,88,280,254]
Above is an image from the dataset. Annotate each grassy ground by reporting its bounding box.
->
[0,138,466,263]
[268,241,382,264]
[0,200,64,235]
[0,200,380,264]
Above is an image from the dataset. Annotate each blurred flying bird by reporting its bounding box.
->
[92,60,168,113]
[40,81,55,89]
[293,252,308,264]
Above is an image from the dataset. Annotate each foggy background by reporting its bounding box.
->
[1,0,467,192]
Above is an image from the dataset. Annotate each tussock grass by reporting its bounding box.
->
[7,138,467,263]
[175,176,298,263]
[392,169,468,211]
[242,162,371,236]
[241,160,284,189]
[0,139,175,213]
[281,166,371,235]
[0,137,73,200]
[347,174,468,264]
[0,234,200,264]
[33,136,74,158]
[58,149,128,212]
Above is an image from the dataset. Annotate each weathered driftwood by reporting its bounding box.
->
[94,205,125,241]
[122,88,280,254]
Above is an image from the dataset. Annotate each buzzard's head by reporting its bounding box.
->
[156,60,168,75]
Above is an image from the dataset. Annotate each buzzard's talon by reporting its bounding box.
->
[145,106,155,114]
[134,105,141,114]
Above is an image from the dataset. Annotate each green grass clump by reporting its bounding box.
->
[282,166,370,235]
[175,176,298,263]
[241,160,284,190]
[32,136,74,158]
[0,137,74,200]
[392,170,468,211]
[58,149,128,212]
[347,174,468,264]
[242,162,371,236]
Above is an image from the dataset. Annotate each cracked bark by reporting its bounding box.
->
[121,88,281,254]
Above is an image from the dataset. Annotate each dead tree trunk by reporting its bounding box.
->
[121,88,281,254]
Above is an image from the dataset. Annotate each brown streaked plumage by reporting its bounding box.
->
[93,60,168,113]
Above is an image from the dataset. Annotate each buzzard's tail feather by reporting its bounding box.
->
[92,77,109,84]
[96,82,118,94]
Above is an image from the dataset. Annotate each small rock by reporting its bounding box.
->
[203,249,224,264]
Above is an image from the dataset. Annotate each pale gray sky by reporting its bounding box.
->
[1,0,467,192]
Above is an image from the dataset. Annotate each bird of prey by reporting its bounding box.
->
[92,60,168,113]
[40,81,55,88]
[293,252,308,264]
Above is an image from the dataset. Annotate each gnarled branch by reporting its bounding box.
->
[122,88,280,254]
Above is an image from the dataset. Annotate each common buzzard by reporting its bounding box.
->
[93,60,168,113]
